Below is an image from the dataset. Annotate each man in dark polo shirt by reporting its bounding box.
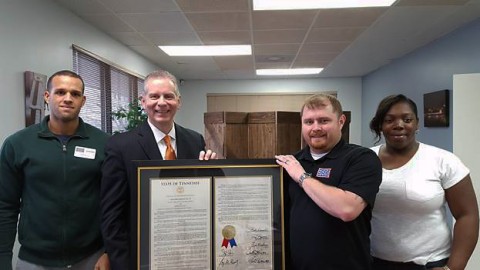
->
[275,94,382,270]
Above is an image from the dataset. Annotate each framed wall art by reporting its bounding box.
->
[24,71,47,127]
[423,89,449,127]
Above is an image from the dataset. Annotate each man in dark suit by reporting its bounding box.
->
[100,70,216,269]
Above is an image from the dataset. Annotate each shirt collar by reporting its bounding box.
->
[38,115,88,138]
[297,139,345,161]
[147,119,176,144]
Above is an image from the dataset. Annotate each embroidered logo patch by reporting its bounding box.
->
[316,168,332,178]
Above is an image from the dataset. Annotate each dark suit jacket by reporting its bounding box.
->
[100,121,206,270]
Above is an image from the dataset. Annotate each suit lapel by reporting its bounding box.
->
[137,122,162,160]
[175,123,187,159]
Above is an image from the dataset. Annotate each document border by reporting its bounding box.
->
[136,159,285,270]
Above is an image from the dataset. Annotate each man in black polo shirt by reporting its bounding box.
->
[276,94,382,270]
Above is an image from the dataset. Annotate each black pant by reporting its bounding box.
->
[372,257,448,270]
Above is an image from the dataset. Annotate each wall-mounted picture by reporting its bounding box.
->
[24,71,47,127]
[423,89,449,127]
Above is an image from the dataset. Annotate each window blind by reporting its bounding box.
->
[72,46,144,134]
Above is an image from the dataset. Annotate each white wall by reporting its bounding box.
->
[0,0,158,267]
[453,73,480,270]
[176,77,363,144]
[0,0,158,143]
[362,18,480,150]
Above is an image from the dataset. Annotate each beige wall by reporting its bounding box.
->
[207,92,336,112]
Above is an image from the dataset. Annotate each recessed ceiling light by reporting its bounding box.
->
[253,0,396,10]
[159,45,252,56]
[256,68,324,76]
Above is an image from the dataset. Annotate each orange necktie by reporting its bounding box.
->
[163,135,176,160]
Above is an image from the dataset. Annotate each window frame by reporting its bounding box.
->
[72,44,145,134]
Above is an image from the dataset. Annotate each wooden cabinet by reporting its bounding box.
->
[205,111,301,159]
[205,111,351,159]
[204,112,248,159]
[247,111,301,158]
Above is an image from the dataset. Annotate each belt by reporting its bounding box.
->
[425,258,449,268]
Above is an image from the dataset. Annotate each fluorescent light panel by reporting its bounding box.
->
[256,68,324,76]
[159,45,251,56]
[253,0,396,10]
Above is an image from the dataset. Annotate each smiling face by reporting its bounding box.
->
[141,77,181,133]
[301,102,345,154]
[44,75,85,123]
[381,102,419,151]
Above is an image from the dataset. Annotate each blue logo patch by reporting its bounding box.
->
[316,168,331,178]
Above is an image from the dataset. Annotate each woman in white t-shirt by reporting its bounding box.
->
[369,94,479,270]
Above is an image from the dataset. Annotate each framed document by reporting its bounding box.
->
[136,159,285,270]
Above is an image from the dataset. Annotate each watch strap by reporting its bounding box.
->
[299,172,312,187]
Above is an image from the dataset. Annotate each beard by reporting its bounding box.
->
[309,141,329,153]
[304,131,340,153]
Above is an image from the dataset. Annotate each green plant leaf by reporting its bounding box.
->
[112,99,147,133]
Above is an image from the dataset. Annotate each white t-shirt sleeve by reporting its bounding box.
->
[435,146,470,189]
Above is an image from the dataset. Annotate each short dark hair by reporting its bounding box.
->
[301,93,343,117]
[369,94,418,143]
[47,70,85,93]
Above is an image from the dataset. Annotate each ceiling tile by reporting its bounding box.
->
[254,44,300,55]
[255,62,293,69]
[295,52,338,63]
[255,55,294,63]
[253,29,307,44]
[53,0,480,80]
[300,42,349,54]
[197,31,251,45]
[313,8,387,28]
[293,61,331,68]
[119,12,194,32]
[128,45,177,66]
[252,10,317,30]
[221,70,256,79]
[168,57,220,71]
[213,56,254,70]
[143,32,201,45]
[176,0,249,12]
[306,27,366,42]
[185,12,250,31]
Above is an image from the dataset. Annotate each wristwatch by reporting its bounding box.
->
[298,172,312,187]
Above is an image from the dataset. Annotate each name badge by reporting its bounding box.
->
[74,146,96,159]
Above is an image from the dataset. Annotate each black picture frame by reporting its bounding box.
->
[135,159,285,270]
[423,89,450,127]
